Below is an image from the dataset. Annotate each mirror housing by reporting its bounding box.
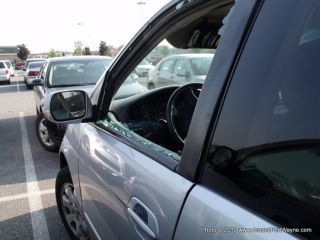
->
[177,70,189,78]
[43,90,93,124]
[30,78,43,86]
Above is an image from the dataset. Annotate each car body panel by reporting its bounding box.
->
[78,123,193,239]
[49,0,320,239]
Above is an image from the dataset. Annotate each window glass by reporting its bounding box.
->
[48,59,111,86]
[172,59,188,74]
[159,59,175,73]
[202,0,320,238]
[97,1,231,164]
[0,62,5,68]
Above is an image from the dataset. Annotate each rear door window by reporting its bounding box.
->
[202,0,320,238]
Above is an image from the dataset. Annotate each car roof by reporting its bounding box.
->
[47,56,112,62]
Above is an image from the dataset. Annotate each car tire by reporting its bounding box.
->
[7,78,10,84]
[27,83,32,89]
[35,112,59,152]
[56,167,90,240]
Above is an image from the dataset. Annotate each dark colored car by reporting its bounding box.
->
[43,0,320,239]
[147,54,163,65]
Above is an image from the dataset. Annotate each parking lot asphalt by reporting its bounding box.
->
[0,72,70,240]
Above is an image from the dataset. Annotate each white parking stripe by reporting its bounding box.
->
[17,79,20,93]
[19,112,50,240]
[0,189,55,203]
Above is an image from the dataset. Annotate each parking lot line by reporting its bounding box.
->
[0,189,55,203]
[19,112,50,240]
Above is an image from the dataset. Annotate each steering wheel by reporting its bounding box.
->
[166,83,202,147]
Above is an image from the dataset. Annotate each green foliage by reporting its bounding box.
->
[48,49,58,58]
[83,47,91,55]
[74,41,84,56]
[155,45,170,56]
[99,41,109,56]
[17,44,30,60]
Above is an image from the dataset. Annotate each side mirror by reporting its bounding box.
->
[131,73,139,81]
[30,78,43,86]
[177,70,189,78]
[43,90,93,124]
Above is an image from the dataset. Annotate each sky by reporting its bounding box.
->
[3,0,171,53]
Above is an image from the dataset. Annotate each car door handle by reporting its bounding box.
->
[127,197,159,240]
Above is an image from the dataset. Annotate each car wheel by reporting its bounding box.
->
[35,112,59,152]
[56,167,90,240]
[7,78,10,84]
[27,83,32,89]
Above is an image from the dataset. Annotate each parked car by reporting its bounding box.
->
[147,53,214,89]
[24,61,46,89]
[22,58,46,72]
[4,60,14,76]
[14,60,25,70]
[147,54,163,65]
[31,56,112,151]
[44,0,320,239]
[0,60,10,84]
[134,59,154,77]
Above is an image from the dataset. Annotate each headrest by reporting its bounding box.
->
[54,66,69,78]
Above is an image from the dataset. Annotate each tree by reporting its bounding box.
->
[98,41,109,56]
[83,47,91,55]
[74,41,84,56]
[62,52,65,57]
[155,45,170,57]
[48,49,58,58]
[17,44,30,60]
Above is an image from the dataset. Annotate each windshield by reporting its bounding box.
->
[190,57,213,75]
[29,61,45,69]
[49,58,112,86]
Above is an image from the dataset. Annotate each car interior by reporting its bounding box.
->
[96,1,236,158]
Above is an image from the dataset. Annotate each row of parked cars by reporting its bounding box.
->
[0,60,15,84]
[22,0,320,238]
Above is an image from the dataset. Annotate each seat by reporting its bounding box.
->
[52,66,75,85]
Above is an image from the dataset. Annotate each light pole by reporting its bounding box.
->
[137,1,146,25]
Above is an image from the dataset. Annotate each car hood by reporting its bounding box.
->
[193,75,206,82]
[48,84,95,96]
[137,64,154,69]
[114,82,148,100]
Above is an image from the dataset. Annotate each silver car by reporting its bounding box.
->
[147,53,214,89]
[25,61,46,89]
[0,60,10,84]
[44,0,319,239]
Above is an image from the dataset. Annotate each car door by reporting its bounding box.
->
[172,58,190,85]
[33,61,48,113]
[78,123,193,239]
[175,0,320,239]
[156,58,176,88]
